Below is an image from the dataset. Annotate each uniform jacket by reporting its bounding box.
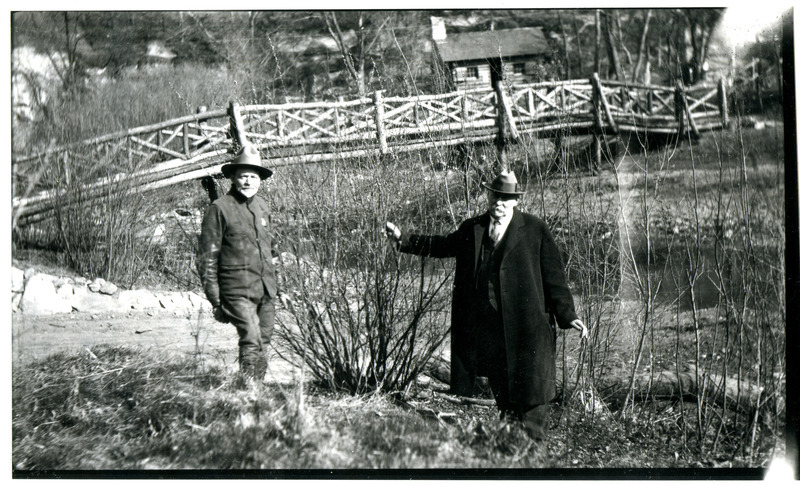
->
[197,188,278,307]
[399,209,578,407]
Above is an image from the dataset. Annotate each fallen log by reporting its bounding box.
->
[427,356,783,415]
[598,365,784,415]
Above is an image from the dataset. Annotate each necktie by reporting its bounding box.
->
[489,219,501,243]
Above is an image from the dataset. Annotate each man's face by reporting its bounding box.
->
[232,168,261,198]
[487,190,519,220]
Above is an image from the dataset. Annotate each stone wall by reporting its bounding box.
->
[11,267,212,316]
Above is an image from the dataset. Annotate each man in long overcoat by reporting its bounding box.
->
[385,171,587,440]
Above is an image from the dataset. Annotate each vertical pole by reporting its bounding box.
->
[554,131,565,171]
[183,122,190,156]
[591,73,605,173]
[674,82,686,143]
[277,111,285,139]
[195,105,207,143]
[227,101,249,148]
[490,58,508,171]
[196,105,217,203]
[374,90,388,155]
[527,88,535,120]
[717,78,729,128]
[461,94,469,130]
[756,58,764,112]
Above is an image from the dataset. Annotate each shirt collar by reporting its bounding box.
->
[490,212,513,227]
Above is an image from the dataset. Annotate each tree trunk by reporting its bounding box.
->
[602,10,625,82]
[632,9,652,83]
[426,357,783,415]
[558,11,571,79]
[323,11,364,97]
[571,12,584,79]
[594,9,602,76]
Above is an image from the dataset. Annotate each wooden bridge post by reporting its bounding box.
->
[717,78,729,127]
[334,98,343,137]
[674,83,700,140]
[674,83,686,142]
[590,73,605,173]
[373,90,389,155]
[182,122,190,156]
[196,105,219,202]
[227,101,249,148]
[490,59,508,171]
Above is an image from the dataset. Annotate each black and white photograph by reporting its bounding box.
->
[8,6,796,479]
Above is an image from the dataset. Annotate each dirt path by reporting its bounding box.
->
[11,310,297,384]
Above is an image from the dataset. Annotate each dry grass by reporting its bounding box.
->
[12,344,777,475]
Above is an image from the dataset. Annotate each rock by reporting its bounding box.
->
[20,274,72,315]
[53,277,71,290]
[88,278,107,292]
[11,267,24,293]
[158,292,194,313]
[72,285,90,299]
[98,281,118,295]
[56,283,75,299]
[23,267,37,280]
[72,292,118,313]
[187,292,213,311]
[118,289,161,310]
[74,276,89,286]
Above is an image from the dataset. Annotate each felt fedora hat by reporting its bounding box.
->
[221,144,273,179]
[482,170,524,195]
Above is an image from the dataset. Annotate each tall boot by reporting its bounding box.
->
[255,354,268,383]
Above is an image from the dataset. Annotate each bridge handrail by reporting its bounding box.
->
[12,75,729,226]
[13,108,229,164]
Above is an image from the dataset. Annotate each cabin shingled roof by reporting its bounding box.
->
[434,27,549,63]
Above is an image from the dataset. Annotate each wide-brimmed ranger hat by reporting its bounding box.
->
[221,144,273,180]
[482,170,524,196]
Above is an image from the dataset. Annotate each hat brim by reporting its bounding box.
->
[482,182,524,195]
[221,163,273,180]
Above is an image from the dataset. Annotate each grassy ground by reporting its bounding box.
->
[5,344,767,475]
[10,338,779,475]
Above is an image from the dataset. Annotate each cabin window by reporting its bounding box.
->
[465,66,479,79]
[513,63,526,75]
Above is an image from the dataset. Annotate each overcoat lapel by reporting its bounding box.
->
[502,209,524,258]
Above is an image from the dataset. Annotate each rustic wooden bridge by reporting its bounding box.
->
[12,74,728,226]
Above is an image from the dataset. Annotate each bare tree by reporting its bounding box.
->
[601,10,626,82]
[322,11,391,96]
[558,11,571,79]
[594,9,602,75]
[632,9,652,83]
[571,11,585,79]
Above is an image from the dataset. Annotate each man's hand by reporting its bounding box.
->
[385,221,401,244]
[213,305,230,324]
[569,319,588,339]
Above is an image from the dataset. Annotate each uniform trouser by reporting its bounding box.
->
[220,292,275,380]
[475,302,550,441]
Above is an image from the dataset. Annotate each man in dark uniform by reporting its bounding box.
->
[197,144,280,385]
[385,170,587,440]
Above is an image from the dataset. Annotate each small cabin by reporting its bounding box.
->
[431,17,552,90]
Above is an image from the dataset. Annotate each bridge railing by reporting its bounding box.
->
[12,76,728,226]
